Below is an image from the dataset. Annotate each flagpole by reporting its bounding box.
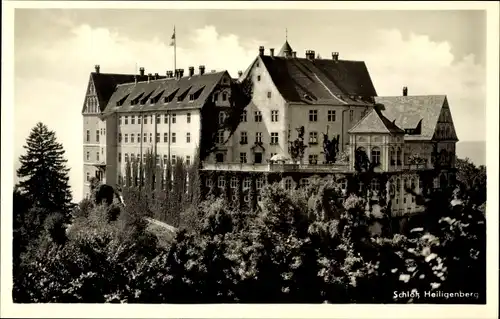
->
[173,26,176,72]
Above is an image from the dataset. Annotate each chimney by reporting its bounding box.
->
[188,66,195,77]
[306,50,315,61]
[270,48,274,57]
[147,73,152,83]
[403,86,408,96]
[139,67,145,77]
[332,52,339,61]
[238,70,243,77]
[94,64,100,74]
[178,68,184,78]
[292,51,297,58]
[154,73,159,80]
[199,65,205,75]
[259,46,264,56]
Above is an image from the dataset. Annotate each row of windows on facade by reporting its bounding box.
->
[119,112,192,125]
[85,128,106,143]
[358,147,433,167]
[118,132,191,144]
[119,153,191,166]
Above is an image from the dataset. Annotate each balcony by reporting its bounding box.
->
[201,162,351,173]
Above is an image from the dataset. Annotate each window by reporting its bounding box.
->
[243,177,251,190]
[267,91,272,98]
[86,130,90,142]
[390,147,396,166]
[328,110,336,122]
[255,132,262,143]
[186,132,191,143]
[371,179,380,192]
[240,152,247,163]
[271,110,278,122]
[187,113,191,123]
[371,147,381,164]
[216,153,224,163]
[222,92,228,101]
[131,154,135,162]
[143,133,147,142]
[163,155,168,164]
[308,154,318,164]
[206,178,213,187]
[124,134,128,143]
[341,179,348,190]
[149,133,152,142]
[164,114,168,124]
[256,178,264,190]
[131,116,135,125]
[118,133,122,143]
[131,133,135,143]
[218,175,225,188]
[217,131,225,144]
[257,75,261,81]
[119,117,122,125]
[189,94,195,101]
[156,133,160,143]
[138,115,142,125]
[213,93,219,102]
[309,110,318,122]
[124,116,128,125]
[285,179,292,190]
[218,111,226,125]
[96,130,100,143]
[103,128,106,135]
[171,133,176,143]
[230,176,238,189]
[156,155,160,165]
[309,131,318,144]
[186,156,191,166]
[156,115,160,124]
[171,155,176,165]
[172,114,176,124]
[349,110,354,122]
[86,151,90,161]
[271,132,279,144]
[144,116,148,124]
[86,172,90,182]
[124,153,129,163]
[397,147,402,165]
[240,131,248,144]
[254,111,262,122]
[240,110,247,122]
[118,152,121,163]
[163,133,168,143]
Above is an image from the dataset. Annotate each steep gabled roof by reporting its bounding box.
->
[259,55,377,105]
[90,73,163,112]
[374,95,447,140]
[104,71,227,115]
[349,108,404,134]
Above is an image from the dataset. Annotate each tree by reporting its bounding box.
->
[16,122,73,218]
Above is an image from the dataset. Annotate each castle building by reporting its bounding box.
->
[82,40,459,218]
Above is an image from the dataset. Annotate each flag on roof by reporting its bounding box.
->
[170,27,176,46]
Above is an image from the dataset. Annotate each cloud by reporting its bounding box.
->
[14,25,486,203]
[347,29,486,142]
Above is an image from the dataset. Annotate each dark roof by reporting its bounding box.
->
[374,95,447,140]
[278,40,293,57]
[259,55,377,105]
[349,108,404,134]
[90,73,163,112]
[104,71,227,115]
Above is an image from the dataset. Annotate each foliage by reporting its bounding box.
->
[288,126,307,163]
[455,157,486,206]
[16,122,73,218]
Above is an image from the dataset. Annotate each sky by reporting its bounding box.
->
[12,8,487,202]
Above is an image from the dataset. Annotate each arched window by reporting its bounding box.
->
[371,147,381,165]
[218,111,226,125]
[230,176,238,189]
[284,178,293,190]
[370,178,380,192]
[390,147,396,166]
[217,175,225,188]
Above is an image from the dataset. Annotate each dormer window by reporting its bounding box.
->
[116,94,130,107]
[189,94,195,101]
[177,95,184,102]
[164,95,173,103]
